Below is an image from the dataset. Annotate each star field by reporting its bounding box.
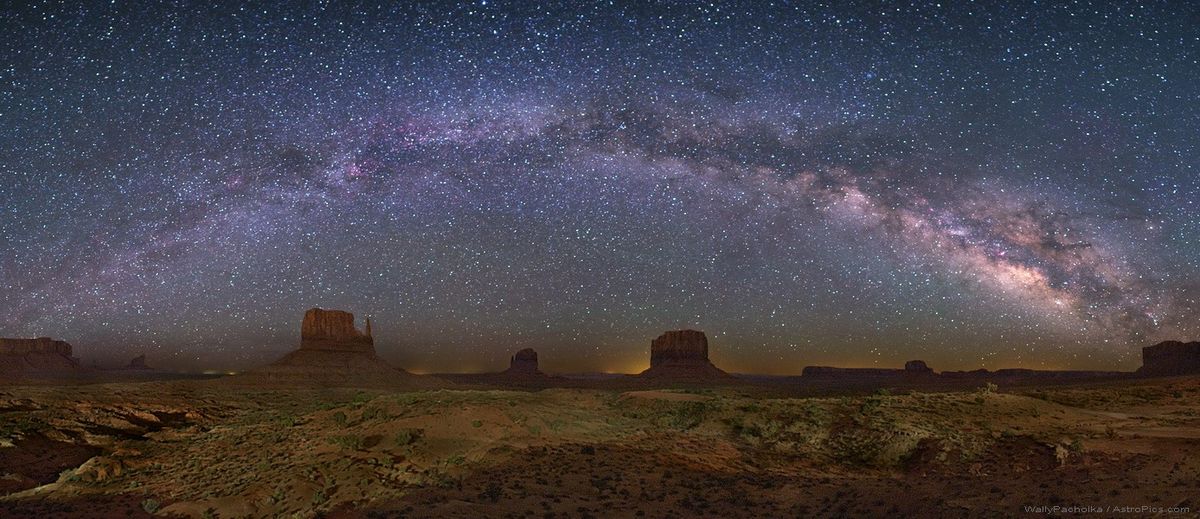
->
[1,1,1197,373]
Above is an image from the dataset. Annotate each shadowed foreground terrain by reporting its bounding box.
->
[1,377,1198,517]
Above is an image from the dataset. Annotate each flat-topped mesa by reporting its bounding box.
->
[1138,340,1200,376]
[640,330,730,379]
[804,360,935,378]
[0,337,73,357]
[238,308,444,389]
[905,360,933,373]
[650,330,709,367]
[0,337,81,373]
[299,308,375,353]
[505,348,541,375]
[803,366,902,377]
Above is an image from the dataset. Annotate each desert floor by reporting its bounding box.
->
[1,376,1198,518]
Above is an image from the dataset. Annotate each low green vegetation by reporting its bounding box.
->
[329,434,363,450]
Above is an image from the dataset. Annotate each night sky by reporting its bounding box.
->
[2,1,1197,374]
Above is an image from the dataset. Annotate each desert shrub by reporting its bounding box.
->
[275,414,297,428]
[329,434,363,450]
[480,481,503,502]
[142,498,161,514]
[395,428,422,446]
[361,406,386,421]
[979,383,999,395]
[471,420,483,428]
[828,428,894,466]
[58,468,77,482]
[1069,437,1084,453]
[859,396,884,414]
[803,401,828,422]
[758,419,783,439]
[662,401,709,430]
[312,490,328,505]
[332,411,348,428]
[724,416,745,433]
[738,403,763,413]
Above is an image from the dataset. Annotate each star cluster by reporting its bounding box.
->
[1,1,1197,373]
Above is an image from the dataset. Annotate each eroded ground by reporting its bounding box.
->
[1,377,1198,517]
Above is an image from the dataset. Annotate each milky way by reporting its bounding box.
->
[2,2,1197,373]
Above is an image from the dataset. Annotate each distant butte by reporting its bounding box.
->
[504,348,543,376]
[125,354,151,370]
[0,337,82,375]
[638,330,732,379]
[1137,340,1200,376]
[300,308,375,352]
[803,360,937,379]
[238,308,442,388]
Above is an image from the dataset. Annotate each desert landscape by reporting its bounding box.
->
[2,310,1198,517]
[5,1,1199,517]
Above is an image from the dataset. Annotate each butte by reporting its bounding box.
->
[237,308,442,388]
[637,330,734,381]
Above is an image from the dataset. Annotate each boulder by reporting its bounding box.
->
[1138,341,1200,376]
[505,348,541,375]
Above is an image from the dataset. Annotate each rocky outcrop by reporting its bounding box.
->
[940,368,1127,381]
[639,330,730,379]
[126,354,150,370]
[1138,341,1200,376]
[0,338,81,374]
[905,360,932,373]
[650,330,709,367]
[505,348,541,375]
[300,308,374,352]
[237,308,443,389]
[804,360,936,378]
[802,366,902,377]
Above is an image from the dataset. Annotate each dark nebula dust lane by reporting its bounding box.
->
[1,1,1197,373]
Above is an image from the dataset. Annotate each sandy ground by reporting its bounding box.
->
[1,376,1198,517]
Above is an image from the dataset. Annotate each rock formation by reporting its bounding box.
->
[804,360,935,379]
[0,337,81,374]
[802,366,902,377]
[125,354,150,370]
[504,348,541,375]
[300,308,374,352]
[239,308,442,388]
[1138,341,1200,376]
[639,330,731,379]
[904,360,933,373]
